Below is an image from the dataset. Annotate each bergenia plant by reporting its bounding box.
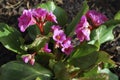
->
[0,1,120,80]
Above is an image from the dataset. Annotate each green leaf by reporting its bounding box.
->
[36,1,56,12]
[83,66,98,77]
[21,35,48,51]
[104,19,120,26]
[0,23,26,54]
[37,1,68,26]
[44,22,53,35]
[35,52,55,67]
[27,25,40,40]
[97,51,115,68]
[65,1,89,36]
[69,52,98,70]
[80,74,109,80]
[89,25,115,46]
[98,68,118,80]
[70,43,98,58]
[35,77,41,80]
[114,11,120,20]
[0,61,52,80]
[53,62,70,80]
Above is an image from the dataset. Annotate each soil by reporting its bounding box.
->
[0,0,120,79]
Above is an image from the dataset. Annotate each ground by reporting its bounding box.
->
[0,0,120,79]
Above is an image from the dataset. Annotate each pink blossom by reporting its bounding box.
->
[61,38,73,55]
[18,9,36,32]
[42,43,51,53]
[46,12,58,23]
[86,10,108,27]
[51,25,61,32]
[76,28,90,42]
[61,37,72,48]
[61,46,73,55]
[75,15,90,42]
[52,25,73,55]
[29,58,35,65]
[21,54,32,63]
[53,29,66,43]
[21,53,36,65]
[18,8,57,33]
[32,8,48,21]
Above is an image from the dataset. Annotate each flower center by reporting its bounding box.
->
[56,35,61,40]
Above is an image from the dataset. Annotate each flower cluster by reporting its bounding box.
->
[75,10,108,42]
[18,8,57,33]
[86,10,108,27]
[52,25,73,55]
[21,53,36,65]
[19,9,108,65]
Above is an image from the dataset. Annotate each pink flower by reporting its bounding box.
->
[61,46,73,55]
[75,15,90,42]
[76,28,90,42]
[51,25,61,32]
[18,9,36,32]
[53,29,66,43]
[21,53,36,65]
[61,37,72,48]
[21,54,32,63]
[18,8,57,33]
[86,10,108,27]
[29,58,35,65]
[42,43,51,53]
[61,38,73,55]
[51,25,73,55]
[32,8,48,21]
[32,8,57,23]
[46,12,58,23]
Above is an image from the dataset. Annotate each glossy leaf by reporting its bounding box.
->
[53,62,70,80]
[21,35,48,51]
[0,61,52,80]
[80,74,109,80]
[70,43,98,58]
[97,51,115,68]
[114,11,120,20]
[0,23,26,54]
[27,25,40,40]
[35,77,41,80]
[104,19,120,26]
[36,1,56,12]
[83,66,98,77]
[65,1,89,36]
[89,25,115,46]
[98,68,118,80]
[35,52,55,67]
[69,52,98,70]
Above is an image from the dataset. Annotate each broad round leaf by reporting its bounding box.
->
[69,52,98,70]
[70,43,98,58]
[22,35,48,51]
[89,25,115,46]
[0,61,53,80]
[0,23,26,54]
[98,68,118,80]
[27,25,40,40]
[96,51,115,68]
